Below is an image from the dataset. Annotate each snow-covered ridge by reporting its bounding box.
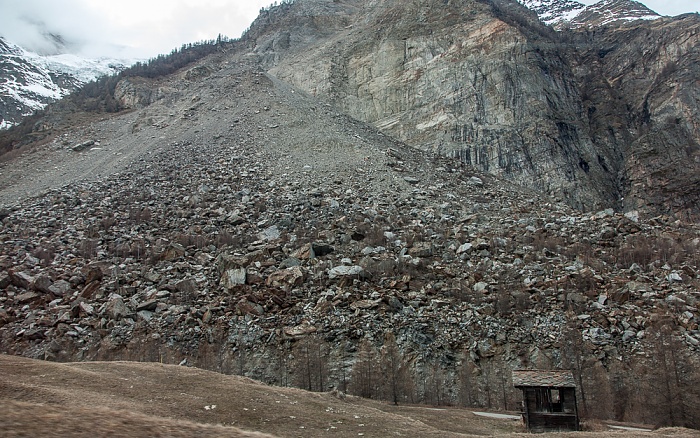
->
[519,0,661,29]
[0,37,137,130]
[520,0,587,26]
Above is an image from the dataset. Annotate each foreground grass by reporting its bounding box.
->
[1,355,698,438]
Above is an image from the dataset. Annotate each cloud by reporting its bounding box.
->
[0,0,101,55]
[75,0,273,58]
[0,0,273,59]
[640,1,699,16]
[1,0,696,60]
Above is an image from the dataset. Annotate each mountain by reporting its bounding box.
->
[0,0,699,429]
[249,0,699,218]
[519,0,587,25]
[520,0,660,28]
[0,36,134,130]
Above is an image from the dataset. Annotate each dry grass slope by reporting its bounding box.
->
[0,400,275,438]
[1,355,700,438]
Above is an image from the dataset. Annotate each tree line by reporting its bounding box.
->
[226,318,700,429]
[72,34,235,113]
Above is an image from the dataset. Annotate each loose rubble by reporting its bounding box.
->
[0,57,698,410]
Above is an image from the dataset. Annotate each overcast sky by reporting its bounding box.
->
[0,0,698,60]
[0,0,273,59]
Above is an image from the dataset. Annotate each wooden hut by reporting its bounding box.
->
[513,370,580,432]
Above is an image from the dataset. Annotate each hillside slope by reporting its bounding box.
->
[4,355,700,437]
[0,50,698,427]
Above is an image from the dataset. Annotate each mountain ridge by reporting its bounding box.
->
[520,0,661,28]
[0,36,134,130]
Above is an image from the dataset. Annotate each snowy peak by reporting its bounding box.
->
[520,0,587,26]
[0,36,135,130]
[570,0,660,27]
[519,0,661,29]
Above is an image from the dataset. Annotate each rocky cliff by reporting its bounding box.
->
[242,0,699,219]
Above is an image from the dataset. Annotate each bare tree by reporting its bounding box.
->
[426,361,449,406]
[643,320,700,428]
[350,338,378,399]
[457,353,477,407]
[379,333,414,405]
[292,334,328,392]
[561,317,590,416]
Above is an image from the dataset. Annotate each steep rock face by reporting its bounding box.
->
[245,0,699,218]
[253,0,623,211]
[568,15,700,217]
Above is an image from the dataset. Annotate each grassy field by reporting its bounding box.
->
[1,355,698,438]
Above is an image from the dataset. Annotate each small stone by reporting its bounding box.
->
[104,297,129,320]
[236,299,264,316]
[622,330,637,342]
[259,225,281,241]
[279,258,301,268]
[79,301,94,315]
[666,272,683,282]
[161,243,186,261]
[0,273,10,289]
[624,210,640,222]
[266,266,305,288]
[10,271,34,289]
[311,242,334,257]
[468,176,484,187]
[473,282,488,293]
[23,328,45,340]
[136,299,158,312]
[350,299,380,310]
[33,275,54,294]
[283,323,317,338]
[16,291,40,304]
[137,310,154,322]
[221,268,247,289]
[82,265,104,284]
[328,265,366,279]
[72,140,95,152]
[48,280,71,297]
[457,243,473,254]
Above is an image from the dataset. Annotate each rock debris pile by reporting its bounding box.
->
[0,59,698,398]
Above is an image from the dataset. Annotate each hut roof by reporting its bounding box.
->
[512,370,576,388]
